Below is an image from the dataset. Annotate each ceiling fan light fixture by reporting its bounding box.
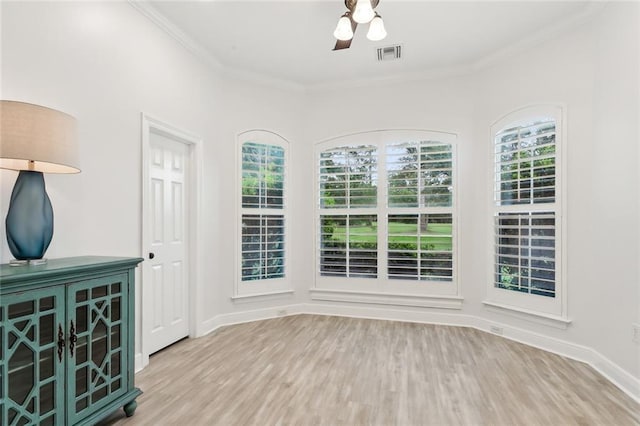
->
[352,0,375,24]
[366,13,387,41]
[334,13,354,41]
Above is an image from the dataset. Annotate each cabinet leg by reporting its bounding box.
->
[123,400,138,417]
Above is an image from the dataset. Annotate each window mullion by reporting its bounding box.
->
[378,140,387,282]
[346,214,350,277]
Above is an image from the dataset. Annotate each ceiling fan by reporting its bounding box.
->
[333,0,387,50]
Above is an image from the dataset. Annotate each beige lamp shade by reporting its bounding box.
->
[0,100,80,173]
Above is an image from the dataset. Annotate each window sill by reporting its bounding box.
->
[482,300,572,329]
[231,290,294,303]
[310,289,463,310]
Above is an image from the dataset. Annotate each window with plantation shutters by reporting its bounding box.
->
[494,120,556,205]
[488,106,566,320]
[387,142,453,208]
[319,146,377,209]
[320,214,377,278]
[319,145,377,278]
[315,130,459,305]
[237,131,290,298]
[387,141,453,282]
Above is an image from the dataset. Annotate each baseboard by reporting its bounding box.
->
[300,302,474,327]
[471,316,640,403]
[198,303,304,337]
[183,302,640,403]
[588,348,640,404]
[134,353,143,373]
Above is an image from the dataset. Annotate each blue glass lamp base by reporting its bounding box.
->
[5,170,54,261]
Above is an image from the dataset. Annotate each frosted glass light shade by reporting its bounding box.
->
[353,0,375,24]
[0,100,80,174]
[366,13,387,41]
[334,15,354,41]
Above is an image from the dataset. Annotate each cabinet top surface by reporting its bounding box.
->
[0,256,143,284]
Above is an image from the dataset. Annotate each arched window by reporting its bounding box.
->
[314,130,460,308]
[236,130,290,298]
[486,105,567,321]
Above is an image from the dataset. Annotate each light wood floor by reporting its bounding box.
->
[104,315,639,425]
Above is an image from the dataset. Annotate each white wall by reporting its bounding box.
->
[202,76,306,322]
[0,1,305,354]
[302,1,639,387]
[473,1,639,379]
[1,0,637,398]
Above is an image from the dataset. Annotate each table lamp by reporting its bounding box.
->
[0,100,80,265]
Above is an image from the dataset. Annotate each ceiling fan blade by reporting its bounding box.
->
[332,19,357,51]
[333,38,353,50]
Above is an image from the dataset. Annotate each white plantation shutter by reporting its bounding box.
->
[387,141,454,282]
[387,142,453,208]
[494,212,556,297]
[319,214,378,278]
[494,120,556,205]
[387,214,453,281]
[319,146,377,208]
[242,142,284,208]
[317,136,456,289]
[241,214,285,281]
[240,138,286,284]
[493,116,559,299]
[318,145,378,279]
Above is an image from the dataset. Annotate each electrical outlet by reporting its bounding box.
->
[489,325,503,335]
[277,309,287,317]
[633,323,640,344]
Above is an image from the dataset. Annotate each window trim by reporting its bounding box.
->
[485,105,568,321]
[314,129,460,303]
[235,129,292,299]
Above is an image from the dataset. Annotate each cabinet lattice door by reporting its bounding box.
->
[0,287,66,426]
[66,274,129,425]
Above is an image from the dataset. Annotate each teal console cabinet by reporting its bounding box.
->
[0,256,143,425]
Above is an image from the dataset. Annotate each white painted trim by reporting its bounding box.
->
[231,290,295,302]
[221,66,306,94]
[482,300,572,329]
[314,130,460,299]
[134,353,143,373]
[198,304,305,337]
[310,289,463,310]
[471,2,606,71]
[486,104,568,320]
[128,1,305,93]
[128,1,602,93]
[128,1,222,72]
[306,65,472,93]
[235,130,293,298]
[138,303,639,403]
[301,304,639,402]
[140,113,203,370]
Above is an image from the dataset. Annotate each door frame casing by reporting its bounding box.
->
[140,113,202,370]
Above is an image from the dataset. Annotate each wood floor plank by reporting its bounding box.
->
[103,315,640,425]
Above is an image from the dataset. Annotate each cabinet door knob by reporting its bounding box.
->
[149,252,155,259]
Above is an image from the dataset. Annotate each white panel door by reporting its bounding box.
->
[147,131,189,354]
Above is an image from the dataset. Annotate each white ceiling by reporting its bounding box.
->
[145,0,596,88]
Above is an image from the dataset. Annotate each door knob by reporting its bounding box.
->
[149,252,155,259]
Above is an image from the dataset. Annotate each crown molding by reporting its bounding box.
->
[129,1,308,94]
[221,66,307,94]
[128,0,223,72]
[305,64,472,93]
[471,1,606,71]
[129,0,605,94]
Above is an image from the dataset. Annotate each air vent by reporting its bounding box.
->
[377,44,402,61]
